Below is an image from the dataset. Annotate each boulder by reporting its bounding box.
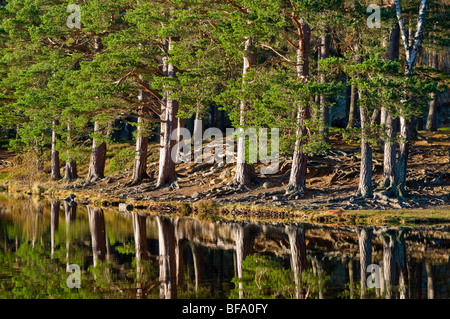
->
[262,181,275,189]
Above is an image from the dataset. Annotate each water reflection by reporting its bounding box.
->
[0,195,448,299]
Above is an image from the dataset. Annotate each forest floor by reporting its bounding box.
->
[1,129,449,224]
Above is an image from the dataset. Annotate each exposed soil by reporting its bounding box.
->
[52,130,450,212]
[1,131,449,214]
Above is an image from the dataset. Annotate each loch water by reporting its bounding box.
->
[0,194,449,299]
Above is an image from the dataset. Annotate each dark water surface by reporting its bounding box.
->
[0,194,449,299]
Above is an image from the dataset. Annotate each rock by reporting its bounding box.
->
[101,201,112,207]
[217,162,225,169]
[190,163,213,174]
[63,194,76,202]
[118,203,134,212]
[191,192,201,199]
[219,170,232,179]
[210,178,222,185]
[272,195,283,201]
[262,181,275,189]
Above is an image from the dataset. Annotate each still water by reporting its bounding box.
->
[0,194,449,299]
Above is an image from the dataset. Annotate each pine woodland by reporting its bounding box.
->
[0,0,448,203]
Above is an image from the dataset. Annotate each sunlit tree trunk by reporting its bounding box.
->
[287,19,311,194]
[86,121,107,183]
[357,103,373,198]
[157,38,178,188]
[233,37,257,186]
[130,104,150,185]
[393,0,428,197]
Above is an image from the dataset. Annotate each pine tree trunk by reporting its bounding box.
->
[318,28,330,138]
[358,102,373,198]
[219,109,225,132]
[380,111,397,189]
[51,120,62,180]
[233,37,257,186]
[130,105,150,185]
[86,121,107,183]
[287,20,311,194]
[210,104,216,128]
[346,84,358,129]
[394,116,410,197]
[157,38,178,188]
[380,18,399,191]
[426,92,437,132]
[63,123,78,181]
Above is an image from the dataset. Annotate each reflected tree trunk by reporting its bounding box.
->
[88,206,107,267]
[217,249,224,297]
[380,228,409,299]
[348,259,355,299]
[311,255,324,299]
[425,263,434,299]
[286,225,307,299]
[50,200,60,258]
[132,212,148,299]
[157,216,177,299]
[357,227,373,299]
[191,243,204,294]
[234,223,258,299]
[174,219,185,287]
[381,229,396,299]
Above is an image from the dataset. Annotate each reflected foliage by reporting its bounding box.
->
[230,254,329,299]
